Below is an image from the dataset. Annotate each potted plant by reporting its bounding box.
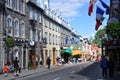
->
[28,61,32,70]
[5,37,15,48]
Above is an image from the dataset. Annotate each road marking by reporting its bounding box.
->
[53,77,61,80]
[70,71,75,74]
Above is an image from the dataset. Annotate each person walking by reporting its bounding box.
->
[100,56,108,78]
[46,57,51,69]
[108,57,115,78]
[13,57,19,76]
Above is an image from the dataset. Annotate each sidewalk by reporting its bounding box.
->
[0,65,59,80]
[0,62,80,80]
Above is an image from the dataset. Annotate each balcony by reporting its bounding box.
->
[29,18,37,24]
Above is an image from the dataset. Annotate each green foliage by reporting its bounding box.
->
[5,38,15,48]
[106,22,120,38]
[60,49,64,57]
[88,36,93,43]
[28,61,32,68]
[92,29,106,47]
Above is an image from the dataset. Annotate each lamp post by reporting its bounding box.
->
[23,39,28,69]
[100,34,107,56]
[100,38,103,56]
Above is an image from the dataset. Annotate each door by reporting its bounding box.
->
[45,50,48,65]
[52,48,56,65]
[23,50,26,69]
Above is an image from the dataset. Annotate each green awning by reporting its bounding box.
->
[64,48,72,54]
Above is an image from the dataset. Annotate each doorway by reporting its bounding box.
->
[45,50,48,65]
[52,48,56,65]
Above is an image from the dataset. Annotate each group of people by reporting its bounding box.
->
[100,55,115,78]
[3,57,21,77]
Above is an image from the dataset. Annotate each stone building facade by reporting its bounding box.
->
[4,0,28,68]
[0,0,81,69]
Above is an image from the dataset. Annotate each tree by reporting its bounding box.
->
[60,49,64,57]
[92,29,106,48]
[106,22,120,38]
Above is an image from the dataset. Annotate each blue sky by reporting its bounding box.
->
[50,0,110,38]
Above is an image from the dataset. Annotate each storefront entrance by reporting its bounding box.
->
[52,48,56,65]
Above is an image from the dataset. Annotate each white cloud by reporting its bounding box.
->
[50,0,89,18]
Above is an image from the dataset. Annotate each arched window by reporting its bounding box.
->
[30,27,33,40]
[7,15,13,37]
[14,19,19,37]
[20,21,25,38]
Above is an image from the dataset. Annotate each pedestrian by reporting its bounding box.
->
[46,57,51,69]
[8,62,14,73]
[18,62,21,73]
[13,57,19,76]
[108,57,115,78]
[100,56,108,78]
[3,64,9,77]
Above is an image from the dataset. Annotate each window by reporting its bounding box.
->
[45,19,48,27]
[39,13,42,23]
[49,33,51,44]
[7,16,13,36]
[34,9,37,20]
[20,21,25,38]
[38,30,42,42]
[51,34,53,44]
[14,0,19,11]
[6,0,12,8]
[45,32,48,43]
[14,19,19,37]
[35,29,38,41]
[49,21,51,29]
[29,27,35,40]
[29,6,33,19]
[20,0,25,14]
[53,34,54,44]
[56,35,57,45]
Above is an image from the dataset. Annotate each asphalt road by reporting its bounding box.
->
[16,62,107,80]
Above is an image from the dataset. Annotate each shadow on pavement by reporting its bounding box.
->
[76,62,104,80]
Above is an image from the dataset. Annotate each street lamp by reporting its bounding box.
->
[100,34,108,56]
[23,39,28,69]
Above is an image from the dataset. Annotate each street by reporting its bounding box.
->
[16,62,105,80]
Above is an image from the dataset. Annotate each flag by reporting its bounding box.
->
[95,6,104,30]
[88,0,97,16]
[99,0,110,14]
[65,36,68,44]
[96,6,104,19]
[95,17,105,30]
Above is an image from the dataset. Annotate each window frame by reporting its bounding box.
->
[20,20,25,38]
[14,18,19,37]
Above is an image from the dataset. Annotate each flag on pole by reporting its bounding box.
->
[99,0,110,14]
[95,6,105,30]
[88,0,97,16]
[65,36,68,44]
[95,17,105,30]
